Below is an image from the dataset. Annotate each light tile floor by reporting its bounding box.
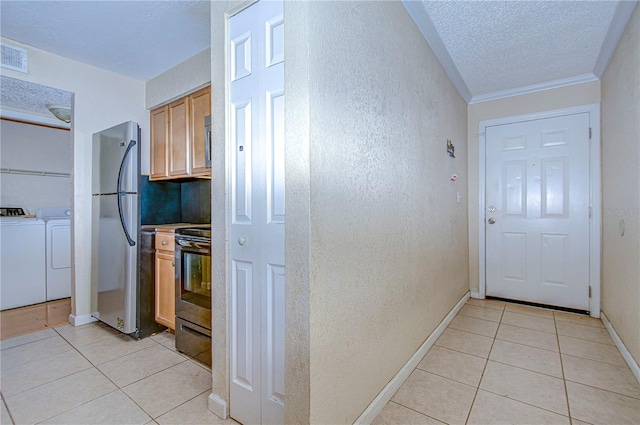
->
[372,298,640,425]
[2,300,639,424]
[0,322,236,425]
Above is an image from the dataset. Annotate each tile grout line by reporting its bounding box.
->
[482,358,564,380]
[1,391,17,425]
[554,312,575,424]
[477,386,572,419]
[562,379,640,401]
[385,400,447,424]
[155,389,217,422]
[463,304,506,425]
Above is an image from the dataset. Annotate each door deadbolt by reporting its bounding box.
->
[488,206,496,212]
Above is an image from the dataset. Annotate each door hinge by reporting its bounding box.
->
[589,286,592,298]
[589,206,592,218]
[589,127,592,139]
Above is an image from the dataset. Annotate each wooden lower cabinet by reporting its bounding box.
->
[155,232,176,330]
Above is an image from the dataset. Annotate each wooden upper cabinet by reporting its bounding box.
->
[189,86,211,177]
[150,106,169,180]
[169,96,190,177]
[149,85,211,181]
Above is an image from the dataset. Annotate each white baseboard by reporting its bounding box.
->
[470,290,482,299]
[601,311,640,384]
[354,291,471,425]
[68,313,97,327]
[208,392,228,420]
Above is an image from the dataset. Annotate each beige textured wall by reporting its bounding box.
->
[145,48,211,110]
[304,2,468,423]
[284,1,312,423]
[601,4,640,364]
[467,81,601,292]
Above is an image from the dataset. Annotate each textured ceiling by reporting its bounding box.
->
[405,0,637,102]
[1,76,72,116]
[0,0,210,81]
[422,0,617,96]
[0,0,636,116]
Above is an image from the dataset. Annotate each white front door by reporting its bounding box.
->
[485,113,591,311]
[228,1,285,424]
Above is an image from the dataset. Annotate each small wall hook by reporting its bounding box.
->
[447,139,455,158]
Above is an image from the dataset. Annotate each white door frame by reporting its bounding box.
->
[478,103,601,317]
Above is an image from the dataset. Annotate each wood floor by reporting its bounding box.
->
[0,298,71,341]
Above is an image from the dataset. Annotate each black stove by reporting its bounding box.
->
[175,227,211,239]
[174,224,212,366]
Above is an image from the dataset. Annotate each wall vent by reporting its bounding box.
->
[1,44,28,73]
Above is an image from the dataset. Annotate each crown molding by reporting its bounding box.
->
[469,73,599,105]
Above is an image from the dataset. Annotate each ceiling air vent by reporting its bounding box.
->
[1,44,28,73]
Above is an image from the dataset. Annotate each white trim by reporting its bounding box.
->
[469,74,598,105]
[588,106,602,318]
[208,392,229,420]
[354,292,471,425]
[0,108,70,129]
[478,104,601,317]
[226,0,257,18]
[601,312,640,384]
[401,0,472,103]
[478,127,487,299]
[470,290,482,299]
[593,1,639,77]
[68,313,97,327]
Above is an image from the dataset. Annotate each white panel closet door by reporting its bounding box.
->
[229,1,285,424]
[485,113,590,311]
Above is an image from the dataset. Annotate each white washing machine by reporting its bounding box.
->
[36,207,72,301]
[0,207,46,310]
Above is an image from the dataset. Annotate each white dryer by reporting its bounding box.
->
[1,207,46,310]
[36,207,72,301]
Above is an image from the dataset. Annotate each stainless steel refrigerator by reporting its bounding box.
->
[91,121,173,338]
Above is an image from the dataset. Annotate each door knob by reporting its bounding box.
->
[488,218,496,224]
[238,236,247,245]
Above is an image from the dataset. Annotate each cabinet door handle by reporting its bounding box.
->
[162,240,167,246]
[172,261,175,267]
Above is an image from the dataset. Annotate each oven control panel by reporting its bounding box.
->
[1,207,27,217]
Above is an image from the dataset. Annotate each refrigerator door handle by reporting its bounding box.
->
[117,139,137,247]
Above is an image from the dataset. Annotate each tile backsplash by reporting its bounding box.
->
[139,176,210,225]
